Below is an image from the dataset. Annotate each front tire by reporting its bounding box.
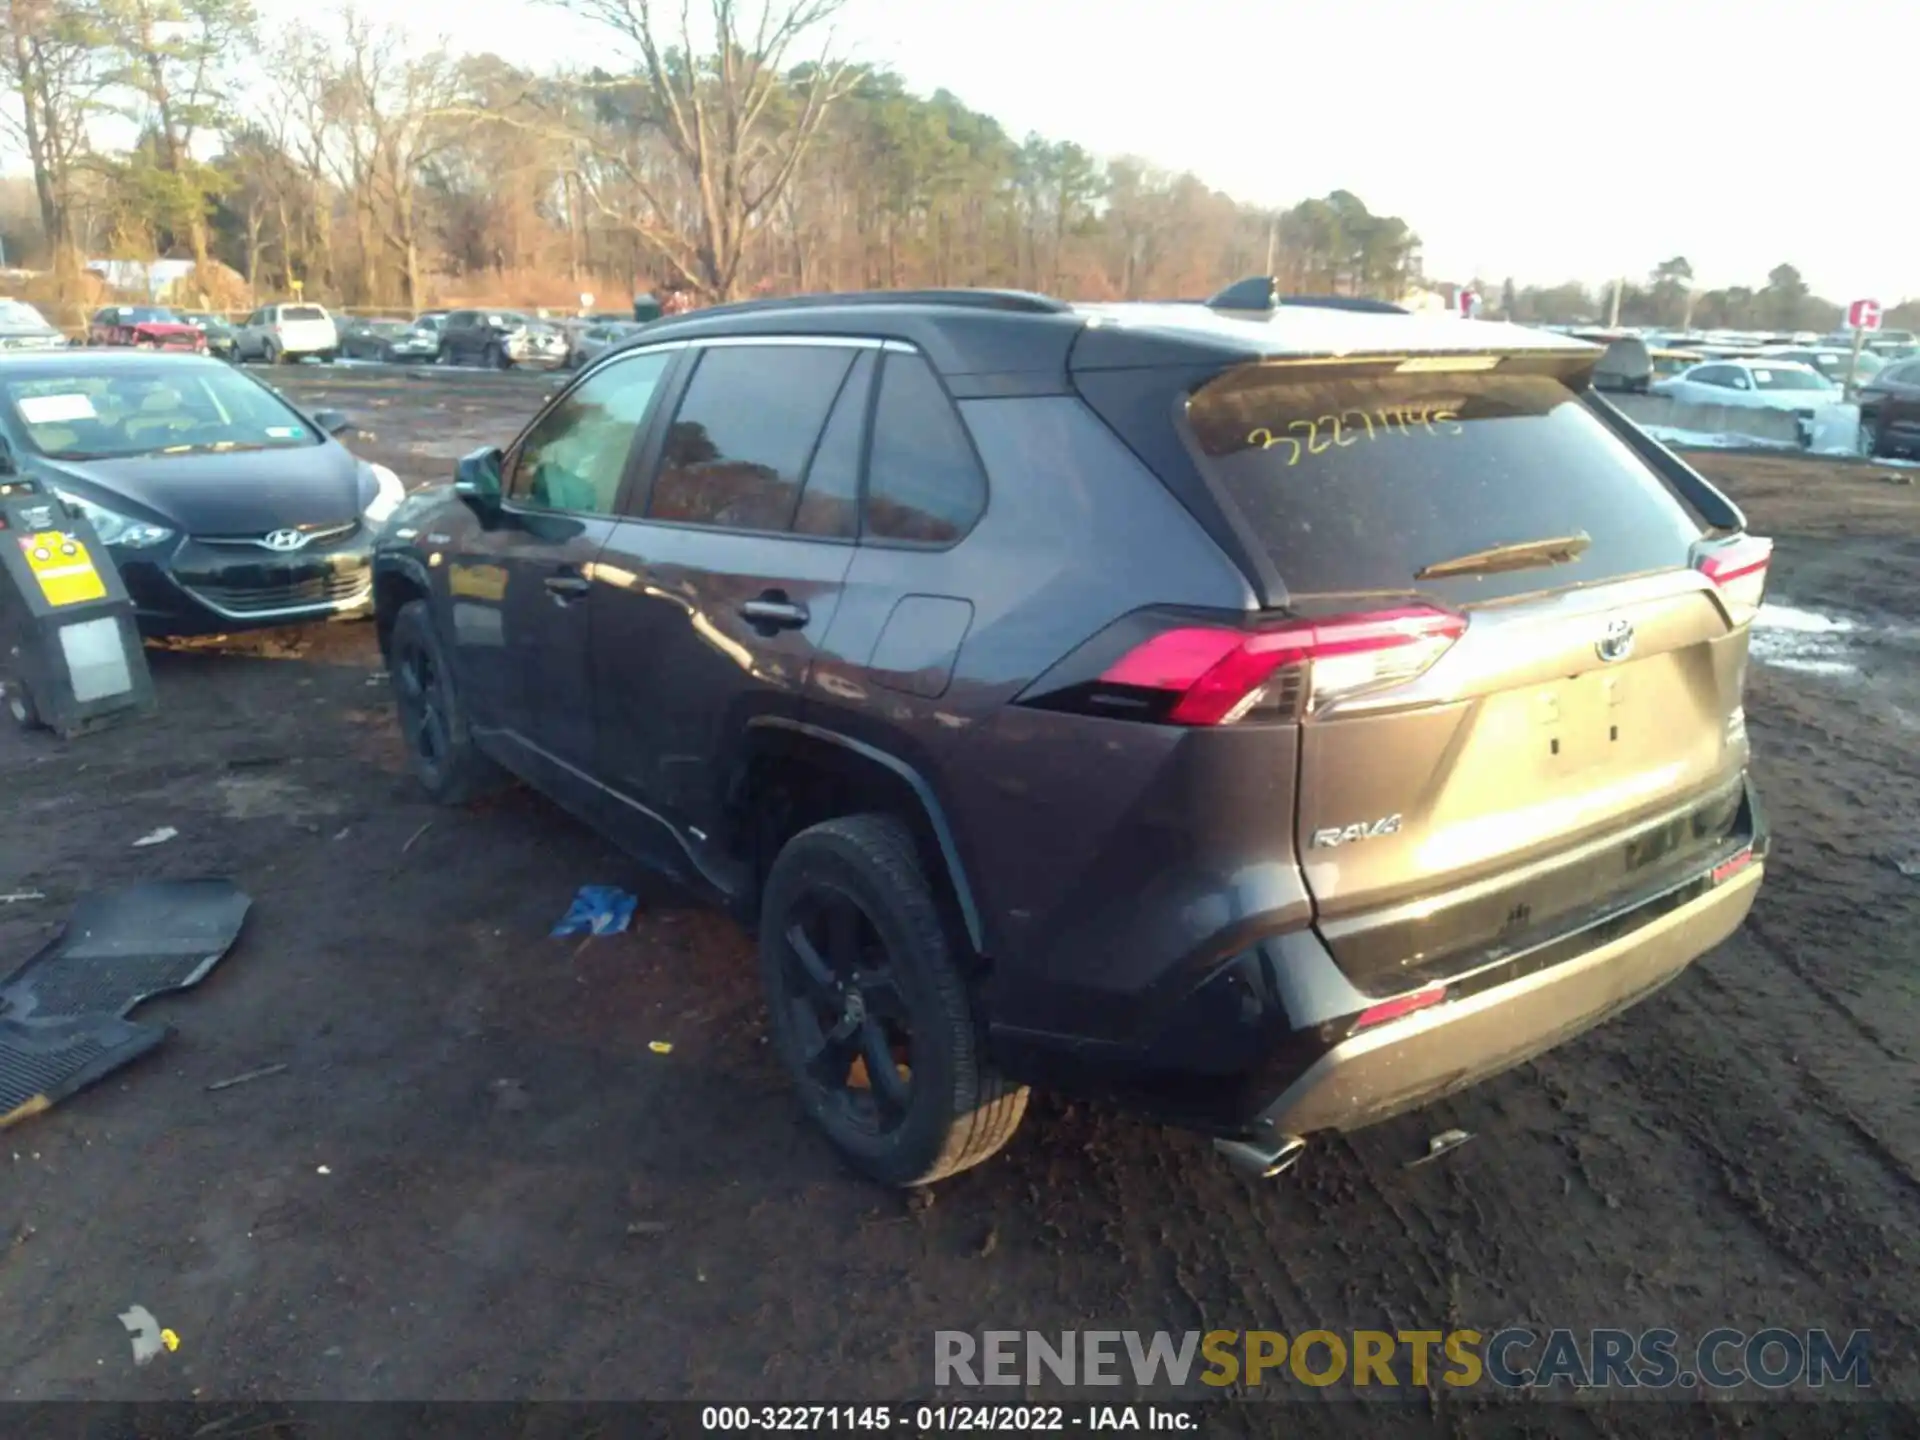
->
[1859,414,1882,458]
[759,814,1028,1187]
[388,600,502,805]
[483,341,510,371]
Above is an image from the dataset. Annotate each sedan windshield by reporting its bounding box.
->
[4,363,321,460]
[120,307,178,324]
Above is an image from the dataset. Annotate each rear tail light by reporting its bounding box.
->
[1062,604,1466,726]
[1696,534,1771,625]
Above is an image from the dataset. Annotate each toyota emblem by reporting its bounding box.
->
[263,529,308,552]
[1596,617,1635,663]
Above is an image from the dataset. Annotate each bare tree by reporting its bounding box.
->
[98,0,256,273]
[325,17,470,309]
[544,0,851,301]
[0,0,107,286]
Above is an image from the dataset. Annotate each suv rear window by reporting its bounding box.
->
[1186,362,1705,604]
[282,306,326,321]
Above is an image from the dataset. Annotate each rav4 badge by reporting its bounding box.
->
[1311,815,1403,848]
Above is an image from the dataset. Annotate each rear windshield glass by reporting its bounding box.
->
[282,305,327,321]
[1186,363,1704,603]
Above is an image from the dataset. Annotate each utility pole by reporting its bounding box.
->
[1265,217,1277,277]
[1608,276,1623,328]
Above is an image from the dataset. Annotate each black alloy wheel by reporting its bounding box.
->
[775,881,917,1135]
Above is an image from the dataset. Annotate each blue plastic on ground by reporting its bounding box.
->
[550,885,638,937]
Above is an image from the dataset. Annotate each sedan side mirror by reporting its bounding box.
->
[311,408,353,436]
[454,445,504,518]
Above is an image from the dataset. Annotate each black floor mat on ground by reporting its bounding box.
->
[0,879,251,1021]
[0,1012,166,1128]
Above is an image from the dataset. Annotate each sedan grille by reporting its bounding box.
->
[187,569,371,614]
[196,521,360,550]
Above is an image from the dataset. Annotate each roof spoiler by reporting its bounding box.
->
[1205,277,1410,315]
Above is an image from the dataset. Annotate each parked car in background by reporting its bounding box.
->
[87,305,206,351]
[234,302,339,364]
[0,349,405,635]
[384,314,446,363]
[1763,347,1882,390]
[567,320,642,368]
[177,311,239,361]
[1652,358,1842,446]
[1570,330,1653,393]
[371,290,1769,1188]
[1854,358,1920,458]
[1650,347,1705,380]
[0,299,69,352]
[435,309,569,369]
[338,317,413,361]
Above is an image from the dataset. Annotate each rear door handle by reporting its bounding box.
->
[740,596,810,630]
[544,573,592,600]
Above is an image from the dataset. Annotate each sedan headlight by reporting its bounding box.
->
[361,462,407,526]
[55,490,174,548]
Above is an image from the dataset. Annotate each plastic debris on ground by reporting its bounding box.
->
[131,826,178,847]
[118,1305,175,1366]
[551,885,638,937]
[1405,1127,1474,1168]
[648,1040,673,1054]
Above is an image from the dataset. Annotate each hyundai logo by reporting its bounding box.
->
[263,529,309,552]
[1596,617,1635,663]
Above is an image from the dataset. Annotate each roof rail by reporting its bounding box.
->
[1204,277,1409,315]
[677,288,1074,320]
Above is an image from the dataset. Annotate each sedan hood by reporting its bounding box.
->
[47,441,364,537]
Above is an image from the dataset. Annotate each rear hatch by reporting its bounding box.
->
[276,305,336,351]
[1085,340,1767,994]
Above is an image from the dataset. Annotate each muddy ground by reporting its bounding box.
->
[2,368,1918,1420]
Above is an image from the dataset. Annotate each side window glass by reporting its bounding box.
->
[507,349,673,515]
[863,351,986,545]
[647,345,854,532]
[793,350,874,539]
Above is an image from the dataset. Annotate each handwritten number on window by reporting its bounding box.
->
[1246,404,1463,465]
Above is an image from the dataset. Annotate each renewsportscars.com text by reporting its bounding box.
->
[934,1328,1872,1392]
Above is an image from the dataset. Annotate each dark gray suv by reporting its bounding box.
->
[372,288,1772,1187]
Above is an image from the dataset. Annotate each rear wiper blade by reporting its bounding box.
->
[1416,531,1592,580]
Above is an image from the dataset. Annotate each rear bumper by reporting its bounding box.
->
[1250,859,1760,1139]
[987,776,1768,1140]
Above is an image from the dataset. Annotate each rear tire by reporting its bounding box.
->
[483,341,510,371]
[262,338,282,366]
[388,600,502,805]
[759,813,1028,1188]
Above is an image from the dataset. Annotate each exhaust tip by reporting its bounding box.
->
[1214,1134,1306,1180]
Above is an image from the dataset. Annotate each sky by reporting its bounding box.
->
[251,0,1913,303]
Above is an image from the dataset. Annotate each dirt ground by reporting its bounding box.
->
[3,369,1919,1415]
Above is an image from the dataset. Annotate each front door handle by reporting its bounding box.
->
[544,573,592,600]
[740,595,810,630]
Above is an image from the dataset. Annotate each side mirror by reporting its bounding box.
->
[0,437,16,478]
[312,408,353,436]
[454,445,504,517]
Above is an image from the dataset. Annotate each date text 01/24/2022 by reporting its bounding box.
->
[699,1404,1198,1431]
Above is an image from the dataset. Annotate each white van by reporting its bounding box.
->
[235,303,339,364]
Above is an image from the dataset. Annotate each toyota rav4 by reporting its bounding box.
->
[371,286,1771,1187]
